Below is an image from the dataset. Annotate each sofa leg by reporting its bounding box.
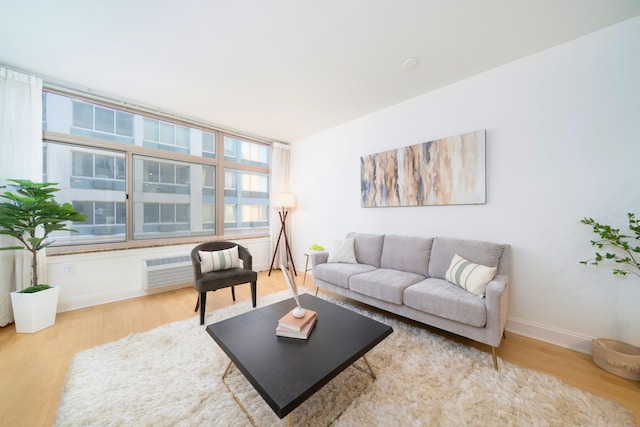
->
[231,286,236,301]
[491,346,498,370]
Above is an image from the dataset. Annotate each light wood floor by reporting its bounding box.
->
[1,271,638,426]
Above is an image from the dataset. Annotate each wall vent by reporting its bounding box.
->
[142,255,192,290]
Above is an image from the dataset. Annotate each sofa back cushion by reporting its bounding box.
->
[428,237,504,280]
[346,232,385,267]
[380,235,433,276]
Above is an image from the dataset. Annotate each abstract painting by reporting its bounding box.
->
[361,130,486,207]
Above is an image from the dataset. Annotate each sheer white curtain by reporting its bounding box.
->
[0,67,44,327]
[270,142,292,268]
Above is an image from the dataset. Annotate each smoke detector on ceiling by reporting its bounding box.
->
[402,57,420,70]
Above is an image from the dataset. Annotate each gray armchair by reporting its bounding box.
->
[191,241,258,325]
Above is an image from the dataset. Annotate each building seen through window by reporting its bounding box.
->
[42,91,269,246]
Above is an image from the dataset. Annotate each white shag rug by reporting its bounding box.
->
[55,291,636,427]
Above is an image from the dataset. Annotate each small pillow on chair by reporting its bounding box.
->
[328,238,357,264]
[445,254,497,297]
[199,246,240,273]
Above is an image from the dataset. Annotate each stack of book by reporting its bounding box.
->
[276,309,318,339]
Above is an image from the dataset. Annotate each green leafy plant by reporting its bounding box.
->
[0,179,87,292]
[580,213,640,278]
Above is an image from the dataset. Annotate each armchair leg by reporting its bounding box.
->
[250,281,257,307]
[199,292,207,325]
[194,296,200,312]
[231,286,236,302]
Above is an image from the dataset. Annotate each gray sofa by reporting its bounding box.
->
[310,232,511,369]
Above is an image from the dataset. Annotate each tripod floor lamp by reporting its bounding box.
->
[268,192,297,276]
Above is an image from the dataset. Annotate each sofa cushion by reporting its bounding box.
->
[380,235,433,276]
[328,238,357,263]
[428,237,504,280]
[404,278,487,327]
[346,232,384,267]
[350,268,425,305]
[313,263,376,289]
[445,254,497,297]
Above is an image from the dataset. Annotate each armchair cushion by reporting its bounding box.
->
[199,246,240,273]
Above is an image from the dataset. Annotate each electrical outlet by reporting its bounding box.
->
[63,264,75,276]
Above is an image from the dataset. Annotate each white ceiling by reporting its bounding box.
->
[1,1,639,143]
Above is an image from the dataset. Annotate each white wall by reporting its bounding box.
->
[48,237,271,312]
[290,17,640,352]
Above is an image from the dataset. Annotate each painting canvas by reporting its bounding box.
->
[360,130,486,207]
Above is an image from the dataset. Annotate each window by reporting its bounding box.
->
[70,99,134,144]
[224,136,269,167]
[44,142,127,244]
[132,156,214,239]
[143,118,190,153]
[42,91,270,249]
[223,169,269,235]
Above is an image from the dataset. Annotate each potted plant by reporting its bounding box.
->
[581,213,640,381]
[0,179,87,333]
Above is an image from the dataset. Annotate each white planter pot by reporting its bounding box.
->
[10,285,60,333]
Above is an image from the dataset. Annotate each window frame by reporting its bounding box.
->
[43,89,271,255]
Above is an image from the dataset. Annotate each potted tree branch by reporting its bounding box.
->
[581,213,640,381]
[0,179,87,333]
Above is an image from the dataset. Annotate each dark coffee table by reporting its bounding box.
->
[206,293,392,424]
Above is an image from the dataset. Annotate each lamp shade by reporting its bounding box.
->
[271,192,296,209]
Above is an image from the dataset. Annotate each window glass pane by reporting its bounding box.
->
[144,118,159,141]
[224,136,269,167]
[223,169,268,235]
[116,111,134,137]
[159,122,174,145]
[176,126,189,148]
[72,101,93,129]
[72,201,94,224]
[176,165,189,185]
[72,151,93,177]
[95,154,114,179]
[160,163,175,184]
[144,160,159,182]
[202,204,215,222]
[144,203,159,223]
[203,166,215,188]
[176,204,190,223]
[95,201,115,224]
[116,157,126,180]
[95,107,115,133]
[202,132,215,154]
[116,202,126,224]
[133,155,215,239]
[160,204,175,222]
[45,141,126,245]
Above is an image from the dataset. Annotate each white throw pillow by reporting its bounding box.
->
[199,246,240,273]
[327,238,357,264]
[445,253,497,297]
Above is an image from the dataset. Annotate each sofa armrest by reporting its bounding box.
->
[309,251,329,268]
[484,274,510,347]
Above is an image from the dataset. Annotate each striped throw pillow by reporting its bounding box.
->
[445,254,497,297]
[199,246,240,273]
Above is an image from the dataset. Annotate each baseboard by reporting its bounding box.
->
[57,282,193,313]
[506,316,594,355]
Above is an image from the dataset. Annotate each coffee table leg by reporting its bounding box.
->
[221,360,258,427]
[362,355,376,380]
